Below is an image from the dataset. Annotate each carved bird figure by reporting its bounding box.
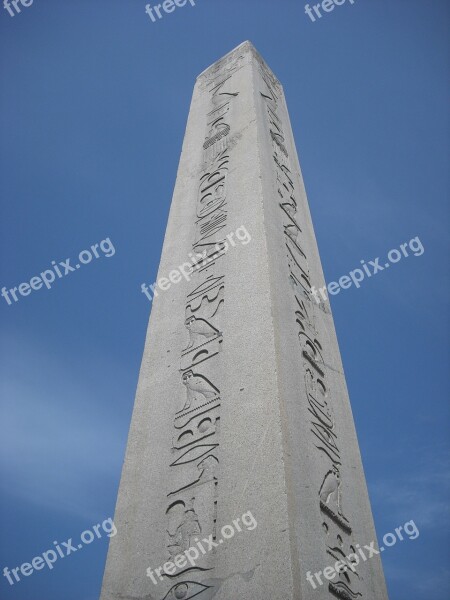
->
[319,465,342,512]
[184,316,219,350]
[181,370,218,410]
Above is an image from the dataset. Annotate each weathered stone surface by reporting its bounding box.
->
[100,41,389,600]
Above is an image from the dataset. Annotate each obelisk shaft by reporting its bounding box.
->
[100,42,388,600]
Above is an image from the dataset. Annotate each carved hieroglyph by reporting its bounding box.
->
[257,58,362,597]
[161,50,244,600]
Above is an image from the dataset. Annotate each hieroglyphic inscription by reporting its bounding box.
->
[257,55,362,600]
[160,51,244,600]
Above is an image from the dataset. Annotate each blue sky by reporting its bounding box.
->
[0,1,449,599]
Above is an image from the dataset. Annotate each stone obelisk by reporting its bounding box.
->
[100,42,389,600]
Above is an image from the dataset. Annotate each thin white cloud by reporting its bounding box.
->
[0,334,128,521]
[371,450,450,530]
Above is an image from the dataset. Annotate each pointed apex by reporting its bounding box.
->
[213,40,258,59]
[196,41,281,89]
[234,40,257,53]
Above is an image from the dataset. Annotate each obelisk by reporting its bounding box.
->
[100,42,389,600]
